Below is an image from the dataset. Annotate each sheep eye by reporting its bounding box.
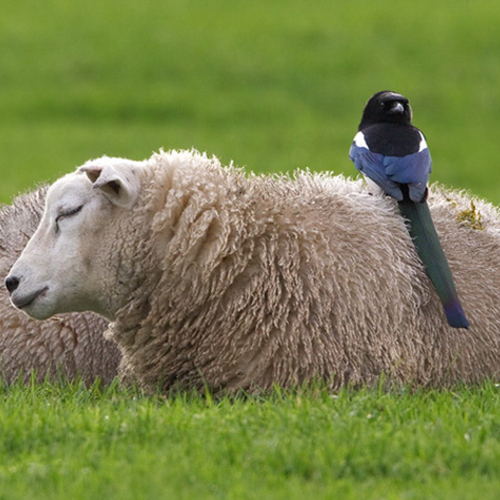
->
[58,205,83,220]
[55,205,83,230]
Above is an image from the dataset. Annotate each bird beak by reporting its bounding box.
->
[391,102,405,114]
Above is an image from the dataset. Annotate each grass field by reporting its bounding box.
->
[2,0,500,499]
[2,381,500,500]
[1,0,500,204]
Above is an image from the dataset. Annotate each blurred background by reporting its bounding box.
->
[1,0,500,204]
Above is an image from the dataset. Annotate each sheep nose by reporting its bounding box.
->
[5,276,20,294]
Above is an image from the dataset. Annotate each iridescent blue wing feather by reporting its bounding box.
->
[349,143,404,200]
[383,149,431,202]
[349,141,432,202]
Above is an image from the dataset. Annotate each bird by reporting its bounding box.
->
[349,90,469,329]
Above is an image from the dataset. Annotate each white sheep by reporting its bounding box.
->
[6,150,500,392]
[0,187,120,384]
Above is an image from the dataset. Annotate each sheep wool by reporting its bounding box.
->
[0,187,120,384]
[100,150,500,392]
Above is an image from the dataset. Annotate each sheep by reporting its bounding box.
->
[0,186,120,385]
[5,150,500,393]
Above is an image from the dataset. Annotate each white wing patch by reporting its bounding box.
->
[353,131,369,149]
[418,131,428,153]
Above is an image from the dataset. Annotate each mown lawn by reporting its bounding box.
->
[1,1,500,499]
[1,381,500,500]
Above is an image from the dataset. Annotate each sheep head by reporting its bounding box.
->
[5,157,145,321]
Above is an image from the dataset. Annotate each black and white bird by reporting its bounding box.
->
[349,90,469,329]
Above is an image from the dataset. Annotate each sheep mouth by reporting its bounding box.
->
[11,287,49,310]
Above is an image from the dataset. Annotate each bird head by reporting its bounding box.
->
[358,91,412,130]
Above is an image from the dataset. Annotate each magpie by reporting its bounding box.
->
[349,90,469,329]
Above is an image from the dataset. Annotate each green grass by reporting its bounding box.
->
[1,381,500,500]
[1,0,500,204]
[2,1,500,498]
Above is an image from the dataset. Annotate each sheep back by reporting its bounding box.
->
[105,151,500,393]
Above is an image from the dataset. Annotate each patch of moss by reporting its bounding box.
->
[456,200,484,230]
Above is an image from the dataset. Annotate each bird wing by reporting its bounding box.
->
[350,143,404,201]
[384,149,432,202]
[349,142,432,202]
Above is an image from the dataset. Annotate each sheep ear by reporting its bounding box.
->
[79,162,141,209]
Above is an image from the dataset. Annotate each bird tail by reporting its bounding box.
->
[398,198,470,329]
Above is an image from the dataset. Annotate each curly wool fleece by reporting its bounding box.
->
[99,150,500,393]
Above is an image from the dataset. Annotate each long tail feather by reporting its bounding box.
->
[398,199,469,329]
